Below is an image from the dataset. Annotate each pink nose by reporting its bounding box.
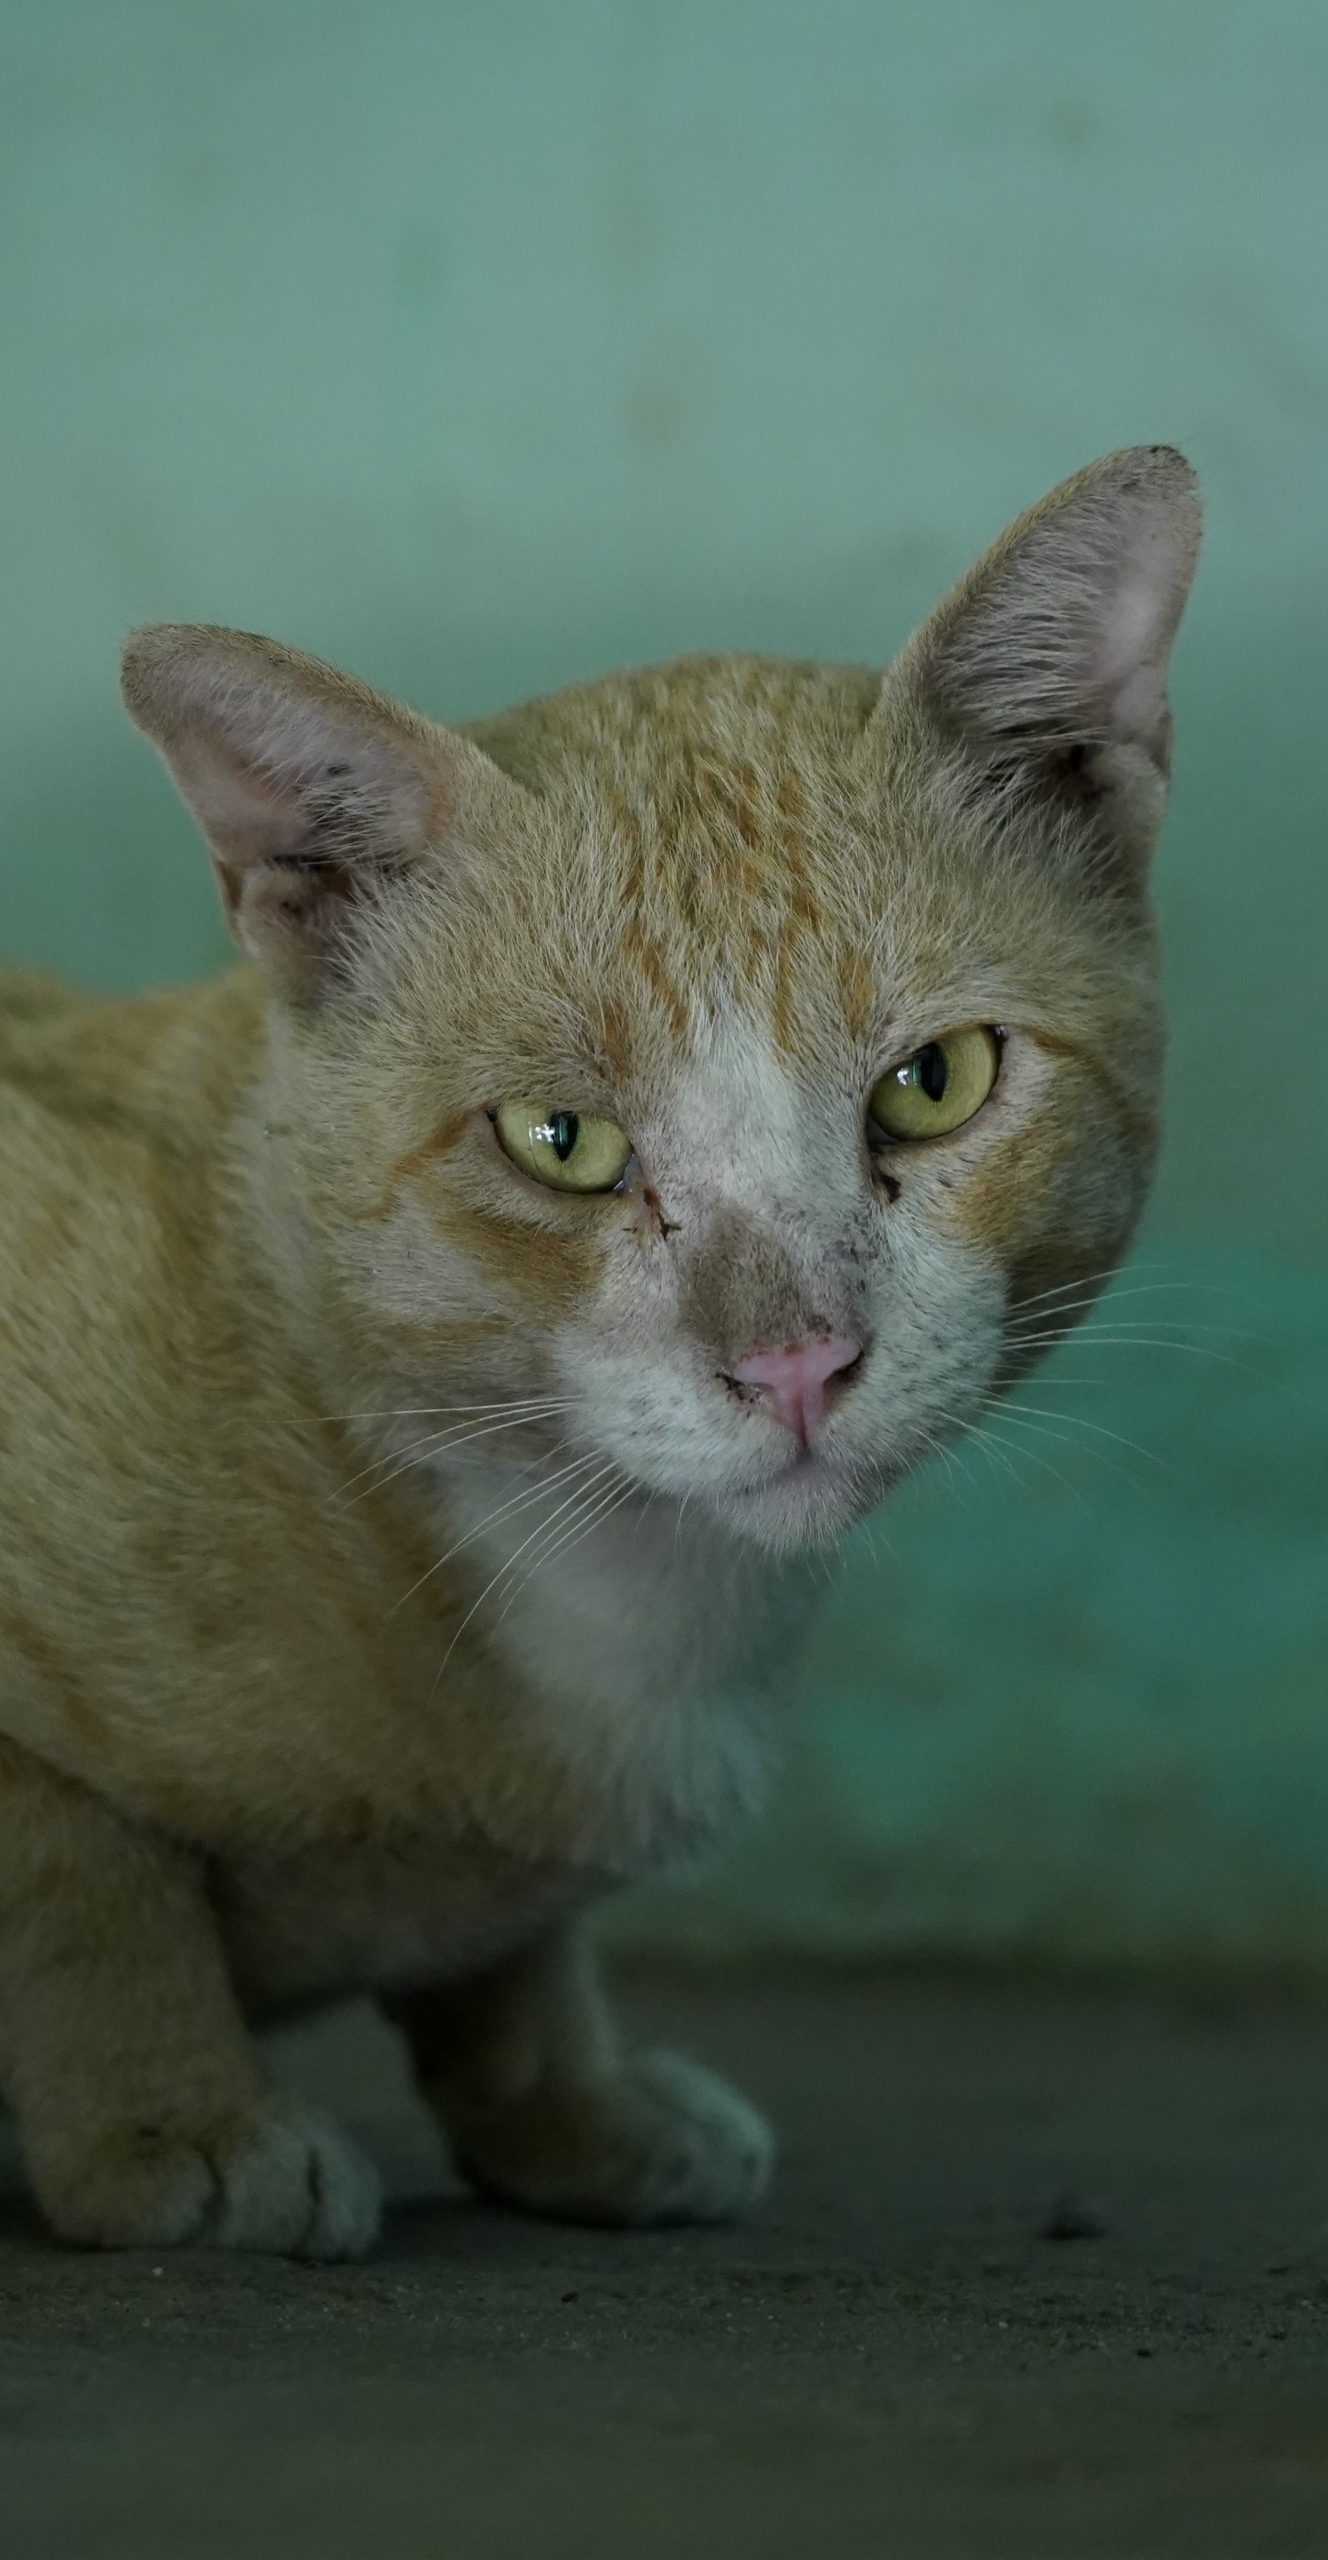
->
[728,1335,862,1446]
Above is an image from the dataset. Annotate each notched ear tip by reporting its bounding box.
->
[1078,442,1197,494]
[1084,443,1203,556]
[1143,444,1199,501]
[1145,442,1197,488]
[1110,441,1196,485]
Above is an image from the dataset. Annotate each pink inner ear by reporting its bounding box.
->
[898,454,1199,773]
[179,735,309,872]
[161,702,431,976]
[122,626,538,992]
[1093,520,1187,750]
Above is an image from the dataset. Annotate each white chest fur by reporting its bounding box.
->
[427,1454,819,1868]
[219,1475,814,2015]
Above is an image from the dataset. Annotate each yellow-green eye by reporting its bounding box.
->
[869,1026,1000,1142]
[494,1100,633,1193]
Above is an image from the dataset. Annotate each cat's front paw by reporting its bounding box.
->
[455,2049,773,2228]
[34,2099,381,2262]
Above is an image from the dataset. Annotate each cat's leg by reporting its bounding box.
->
[0,1739,379,2258]
[387,1925,772,2227]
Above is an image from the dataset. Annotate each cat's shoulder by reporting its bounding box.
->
[0,966,262,1162]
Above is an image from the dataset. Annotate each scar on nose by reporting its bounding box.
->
[876,1170,901,1205]
[644,1183,680,1238]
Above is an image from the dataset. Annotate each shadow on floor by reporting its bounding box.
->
[3,1973,1328,2558]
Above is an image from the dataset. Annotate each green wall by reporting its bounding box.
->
[3,1,1326,1973]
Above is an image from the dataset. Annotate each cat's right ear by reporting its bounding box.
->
[121,626,528,999]
[881,446,1202,871]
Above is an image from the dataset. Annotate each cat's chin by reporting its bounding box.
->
[714,1452,885,1556]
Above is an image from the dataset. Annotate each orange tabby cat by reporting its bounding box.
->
[0,448,1199,2257]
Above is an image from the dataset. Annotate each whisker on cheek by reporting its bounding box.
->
[1006,1265,1196,1315]
[983,1405,1137,1500]
[327,1405,575,1509]
[1004,1286,1243,1346]
[936,1400,1086,1509]
[987,1397,1169,1474]
[917,1424,984,1506]
[931,1406,1034,1501]
[1001,1331,1262,1374]
[494,1471,640,1633]
[390,1449,607,1619]
[321,1400,579,1423]
[425,1459,624,1695]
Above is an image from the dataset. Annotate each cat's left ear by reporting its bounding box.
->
[881,445,1202,868]
[121,625,530,998]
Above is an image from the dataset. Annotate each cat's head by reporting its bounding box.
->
[123,446,1199,1555]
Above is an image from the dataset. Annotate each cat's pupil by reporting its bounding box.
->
[550,1112,579,1162]
[913,1043,948,1102]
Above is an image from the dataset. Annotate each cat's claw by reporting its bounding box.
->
[35,2100,381,2261]
[457,2049,774,2228]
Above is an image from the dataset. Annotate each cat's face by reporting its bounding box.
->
[296,666,1166,1557]
[123,447,1199,1555]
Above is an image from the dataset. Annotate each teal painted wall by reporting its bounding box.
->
[3,1,1326,1971]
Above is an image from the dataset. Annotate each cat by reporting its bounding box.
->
[0,447,1199,2258]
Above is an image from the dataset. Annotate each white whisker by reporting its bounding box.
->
[496,1472,639,1629]
[427,1460,623,1693]
[926,1426,984,1503]
[992,1398,1168,1474]
[1005,1335,1263,1381]
[332,1414,577,1513]
[322,1399,576,1425]
[935,1407,1050,1504]
[984,1402,1143,1496]
[390,1449,606,1619]
[980,1417,1094,1511]
[1007,1265,1211,1315]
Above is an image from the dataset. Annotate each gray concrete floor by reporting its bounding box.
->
[4,1975,1328,2558]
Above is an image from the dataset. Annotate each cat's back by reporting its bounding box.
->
[0,966,262,1162]
[0,964,265,1479]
